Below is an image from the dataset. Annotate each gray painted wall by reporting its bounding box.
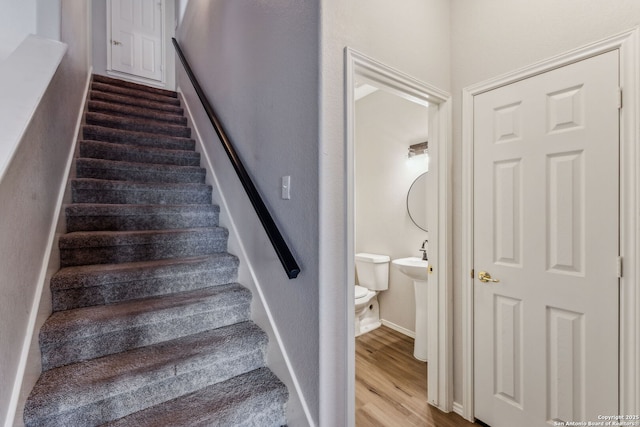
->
[176,0,320,423]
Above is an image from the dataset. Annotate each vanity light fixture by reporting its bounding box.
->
[408,141,428,158]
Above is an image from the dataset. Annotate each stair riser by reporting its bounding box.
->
[41,300,251,370]
[66,211,219,232]
[88,101,187,125]
[27,349,266,427]
[83,126,195,151]
[90,91,184,115]
[60,235,227,267]
[53,266,238,311]
[86,113,191,138]
[72,186,212,205]
[92,82,181,106]
[76,163,206,184]
[79,141,201,167]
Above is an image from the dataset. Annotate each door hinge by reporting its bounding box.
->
[471,268,475,279]
[617,256,623,278]
[617,87,623,109]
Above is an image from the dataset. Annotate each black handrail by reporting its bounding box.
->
[172,38,300,279]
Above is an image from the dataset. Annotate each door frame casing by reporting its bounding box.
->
[345,47,453,419]
[460,28,640,421]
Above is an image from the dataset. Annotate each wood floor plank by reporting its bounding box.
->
[356,326,478,427]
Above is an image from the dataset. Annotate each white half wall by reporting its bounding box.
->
[0,1,90,424]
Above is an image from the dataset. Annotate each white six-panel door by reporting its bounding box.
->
[110,0,164,82]
[473,50,619,426]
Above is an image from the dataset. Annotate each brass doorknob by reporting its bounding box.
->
[478,271,500,283]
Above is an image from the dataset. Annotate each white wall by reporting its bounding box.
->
[0,0,37,60]
[176,0,320,424]
[319,1,451,425]
[450,0,640,407]
[355,90,429,333]
[0,1,90,425]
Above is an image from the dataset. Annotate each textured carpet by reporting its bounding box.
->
[24,74,288,426]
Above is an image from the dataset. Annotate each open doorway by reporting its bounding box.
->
[345,48,454,423]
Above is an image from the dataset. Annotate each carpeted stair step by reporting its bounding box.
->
[76,158,206,184]
[79,140,201,166]
[90,90,184,115]
[93,74,178,98]
[83,125,195,151]
[86,112,191,138]
[51,254,239,311]
[24,321,268,427]
[39,283,251,370]
[92,82,181,106]
[88,100,187,125]
[59,227,228,267]
[72,179,212,205]
[106,367,288,427]
[65,203,219,232]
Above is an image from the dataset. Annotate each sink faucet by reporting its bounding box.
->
[419,240,428,261]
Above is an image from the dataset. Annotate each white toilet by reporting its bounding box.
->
[354,253,390,336]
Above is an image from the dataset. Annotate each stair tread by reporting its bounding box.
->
[92,74,178,98]
[89,90,184,115]
[82,124,195,150]
[79,140,200,166]
[51,254,237,291]
[106,367,287,427]
[65,203,219,217]
[26,321,267,419]
[72,178,212,206]
[86,112,191,138]
[72,177,211,191]
[76,157,205,175]
[40,283,250,341]
[88,100,187,125]
[59,227,227,249]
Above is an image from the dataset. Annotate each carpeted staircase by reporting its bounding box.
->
[23,74,288,426]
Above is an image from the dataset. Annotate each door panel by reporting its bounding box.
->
[110,0,163,82]
[474,50,619,427]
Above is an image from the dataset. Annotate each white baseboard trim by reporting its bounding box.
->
[453,401,465,418]
[381,319,415,338]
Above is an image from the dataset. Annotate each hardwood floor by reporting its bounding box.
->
[356,326,478,427]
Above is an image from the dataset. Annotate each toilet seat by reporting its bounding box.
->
[354,285,369,300]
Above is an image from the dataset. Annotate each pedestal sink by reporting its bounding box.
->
[392,257,429,361]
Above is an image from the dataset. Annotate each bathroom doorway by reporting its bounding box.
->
[345,48,453,422]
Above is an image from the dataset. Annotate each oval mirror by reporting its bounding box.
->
[407,173,428,231]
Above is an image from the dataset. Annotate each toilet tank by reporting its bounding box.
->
[355,253,390,291]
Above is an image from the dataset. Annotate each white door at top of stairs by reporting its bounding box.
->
[109,0,164,82]
[473,50,620,427]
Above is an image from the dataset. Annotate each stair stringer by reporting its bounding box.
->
[9,69,93,427]
[179,90,314,427]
